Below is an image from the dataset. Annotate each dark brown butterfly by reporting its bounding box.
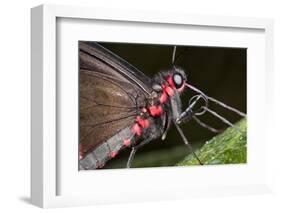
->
[79,41,246,170]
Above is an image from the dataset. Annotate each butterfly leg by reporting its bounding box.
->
[176,94,221,133]
[172,95,213,165]
[174,121,203,165]
[176,94,207,124]
[177,92,245,133]
[161,112,172,140]
[201,106,244,133]
[126,137,154,168]
[193,116,222,133]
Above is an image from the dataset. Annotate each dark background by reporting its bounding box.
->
[89,42,247,169]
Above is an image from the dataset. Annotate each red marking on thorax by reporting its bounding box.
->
[167,76,176,89]
[162,79,175,97]
[130,75,180,138]
[165,86,174,96]
[159,92,168,103]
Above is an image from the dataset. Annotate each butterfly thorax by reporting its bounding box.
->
[130,68,187,140]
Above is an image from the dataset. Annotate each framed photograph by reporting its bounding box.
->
[31,4,274,208]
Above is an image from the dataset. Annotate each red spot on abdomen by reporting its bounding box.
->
[110,151,117,158]
[132,123,142,136]
[136,116,150,128]
[148,105,163,117]
[123,139,131,147]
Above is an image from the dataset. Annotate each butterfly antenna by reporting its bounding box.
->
[202,106,242,133]
[174,122,203,165]
[207,96,246,117]
[172,46,191,67]
[186,83,246,117]
[172,46,177,65]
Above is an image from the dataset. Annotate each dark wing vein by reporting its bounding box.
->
[81,101,137,111]
[80,42,152,95]
[80,113,137,143]
[81,70,145,107]
[80,113,138,128]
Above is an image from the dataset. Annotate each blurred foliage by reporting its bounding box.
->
[177,118,247,166]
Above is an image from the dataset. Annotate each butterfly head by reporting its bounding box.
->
[152,67,187,94]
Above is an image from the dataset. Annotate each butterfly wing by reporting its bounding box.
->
[79,42,152,159]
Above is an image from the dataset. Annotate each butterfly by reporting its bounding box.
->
[79,42,246,169]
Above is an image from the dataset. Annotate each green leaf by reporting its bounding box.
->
[177,118,247,166]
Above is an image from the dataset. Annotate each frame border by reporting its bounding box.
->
[31,4,274,208]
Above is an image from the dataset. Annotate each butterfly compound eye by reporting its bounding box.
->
[173,73,184,89]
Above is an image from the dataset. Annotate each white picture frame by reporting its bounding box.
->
[31,4,274,208]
